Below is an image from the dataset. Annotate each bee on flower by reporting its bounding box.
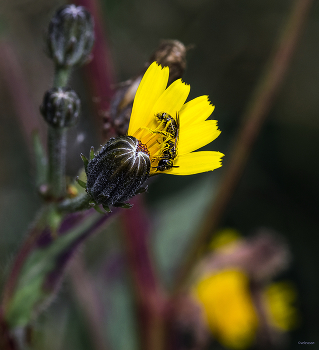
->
[84,62,224,208]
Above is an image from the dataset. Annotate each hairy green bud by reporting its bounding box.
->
[40,87,81,128]
[86,136,150,207]
[47,5,94,68]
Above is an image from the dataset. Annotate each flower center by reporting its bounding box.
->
[136,140,150,157]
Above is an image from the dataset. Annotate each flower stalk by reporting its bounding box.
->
[57,192,93,213]
[122,196,167,350]
[47,126,67,198]
[53,67,71,88]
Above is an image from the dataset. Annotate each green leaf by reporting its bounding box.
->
[113,202,133,209]
[102,204,112,213]
[93,205,106,214]
[4,211,110,328]
[135,185,148,194]
[80,153,89,171]
[76,177,87,189]
[90,146,95,160]
[151,175,218,287]
[32,131,48,187]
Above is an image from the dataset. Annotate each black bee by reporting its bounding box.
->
[153,114,180,172]
[155,112,179,138]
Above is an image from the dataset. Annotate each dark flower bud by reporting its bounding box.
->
[47,5,94,68]
[40,87,81,128]
[149,40,187,83]
[104,40,187,139]
[86,136,150,207]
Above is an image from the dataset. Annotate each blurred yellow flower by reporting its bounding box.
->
[194,269,258,349]
[194,268,298,350]
[264,282,297,331]
[209,228,241,251]
[127,62,224,175]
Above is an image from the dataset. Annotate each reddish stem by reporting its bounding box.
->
[122,196,167,350]
[0,40,46,154]
[0,308,17,350]
[72,0,116,140]
[69,253,109,350]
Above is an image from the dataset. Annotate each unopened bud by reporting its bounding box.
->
[40,87,81,128]
[47,5,94,68]
[149,40,187,83]
[105,40,187,138]
[86,136,150,207]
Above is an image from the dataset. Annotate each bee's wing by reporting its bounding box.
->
[175,112,180,146]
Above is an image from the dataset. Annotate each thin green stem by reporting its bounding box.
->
[57,192,93,213]
[48,126,67,199]
[53,66,71,88]
[47,66,71,199]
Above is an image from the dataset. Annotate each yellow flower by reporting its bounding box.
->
[264,282,297,331]
[209,228,241,251]
[127,62,224,176]
[194,269,258,350]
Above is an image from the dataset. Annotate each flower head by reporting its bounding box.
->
[85,136,150,208]
[85,62,223,208]
[195,269,259,350]
[128,62,224,176]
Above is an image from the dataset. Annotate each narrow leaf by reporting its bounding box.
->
[102,204,112,213]
[76,177,87,189]
[32,131,48,187]
[93,205,106,214]
[4,210,116,328]
[80,153,89,171]
[90,146,95,160]
[113,202,133,209]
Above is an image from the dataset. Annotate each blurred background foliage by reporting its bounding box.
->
[0,0,318,349]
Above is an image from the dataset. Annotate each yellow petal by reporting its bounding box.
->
[128,62,169,135]
[165,151,224,175]
[179,96,215,129]
[147,79,190,130]
[178,120,221,155]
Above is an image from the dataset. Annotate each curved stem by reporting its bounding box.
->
[58,192,93,213]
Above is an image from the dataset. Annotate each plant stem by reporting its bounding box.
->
[58,192,93,213]
[72,0,116,141]
[172,0,314,294]
[122,196,167,350]
[69,253,109,350]
[47,66,71,199]
[53,66,70,88]
[0,40,46,155]
[48,126,67,199]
